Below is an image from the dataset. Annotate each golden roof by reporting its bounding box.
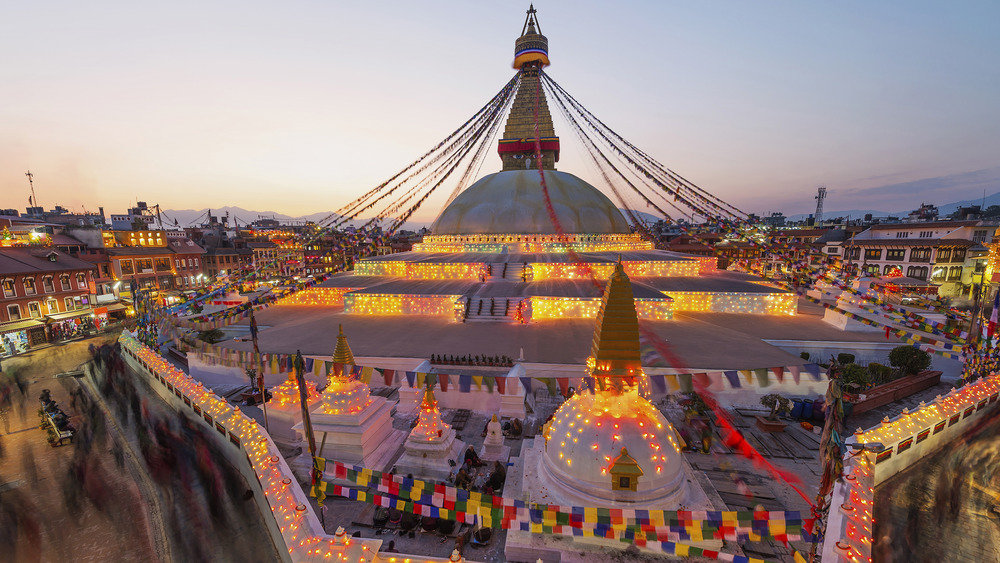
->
[610,447,644,476]
[332,324,356,366]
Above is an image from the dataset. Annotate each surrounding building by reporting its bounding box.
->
[0,248,96,356]
[848,220,993,296]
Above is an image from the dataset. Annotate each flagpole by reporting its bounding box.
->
[249,307,269,431]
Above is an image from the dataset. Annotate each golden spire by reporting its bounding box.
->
[588,260,642,391]
[332,324,356,366]
[499,5,559,172]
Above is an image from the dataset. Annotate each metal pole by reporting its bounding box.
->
[249,307,268,431]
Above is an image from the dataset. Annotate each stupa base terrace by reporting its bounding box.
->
[281,245,797,320]
[201,298,924,381]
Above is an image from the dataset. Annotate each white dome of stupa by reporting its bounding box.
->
[431,170,631,235]
[542,388,685,503]
[320,376,372,415]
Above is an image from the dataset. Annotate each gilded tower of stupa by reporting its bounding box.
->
[499,5,559,172]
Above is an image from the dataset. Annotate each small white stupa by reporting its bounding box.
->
[479,413,510,462]
[393,385,465,481]
[299,325,403,471]
[266,354,322,447]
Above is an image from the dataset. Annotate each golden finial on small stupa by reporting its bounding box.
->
[332,324,355,366]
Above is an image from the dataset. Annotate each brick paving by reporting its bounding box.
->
[0,335,158,563]
[1,335,278,563]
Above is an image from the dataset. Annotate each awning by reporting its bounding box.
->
[0,319,45,335]
[46,309,95,322]
[106,302,128,312]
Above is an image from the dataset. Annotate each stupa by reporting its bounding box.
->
[479,413,509,462]
[285,3,794,322]
[266,352,322,447]
[298,326,403,470]
[393,384,466,481]
[506,259,721,559]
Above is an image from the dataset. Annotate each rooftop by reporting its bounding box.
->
[0,248,96,275]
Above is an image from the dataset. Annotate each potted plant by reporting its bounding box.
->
[756,393,790,432]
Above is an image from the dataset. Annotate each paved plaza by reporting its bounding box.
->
[219,296,890,370]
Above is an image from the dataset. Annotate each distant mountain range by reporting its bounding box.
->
[157,206,434,231]
[785,191,1000,222]
[159,191,999,234]
[158,205,666,231]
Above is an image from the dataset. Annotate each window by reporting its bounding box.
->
[910,248,931,262]
[23,277,36,295]
[951,248,966,262]
[154,257,171,272]
[919,231,933,238]
[864,249,882,261]
[887,249,905,261]
[120,259,134,275]
[46,299,58,314]
[60,275,71,291]
[619,477,630,489]
[76,273,87,288]
[99,264,111,278]
[883,264,899,275]
[948,266,963,281]
[895,232,909,239]
[6,304,21,320]
[907,266,929,280]
[64,297,75,311]
[2,279,14,298]
[864,264,881,276]
[937,248,952,262]
[136,258,153,273]
[27,302,41,318]
[847,247,861,260]
[42,276,54,292]
[973,230,988,243]
[931,267,946,281]
[826,247,839,254]
[194,258,199,267]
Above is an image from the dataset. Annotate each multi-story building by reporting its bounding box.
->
[169,238,207,290]
[848,220,993,296]
[204,247,253,280]
[0,248,96,356]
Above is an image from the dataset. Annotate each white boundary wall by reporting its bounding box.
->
[822,374,1000,562]
[120,333,473,563]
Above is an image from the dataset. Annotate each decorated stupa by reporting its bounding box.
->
[393,385,466,481]
[506,260,721,559]
[285,6,795,324]
[298,326,403,470]
[266,353,322,447]
[535,261,692,505]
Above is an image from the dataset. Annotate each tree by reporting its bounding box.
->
[760,394,791,420]
[840,363,870,391]
[867,362,893,385]
[197,328,225,344]
[888,346,931,377]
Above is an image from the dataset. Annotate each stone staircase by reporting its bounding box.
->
[465,296,519,322]
[484,261,527,281]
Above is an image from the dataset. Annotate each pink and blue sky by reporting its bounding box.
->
[2,1,998,221]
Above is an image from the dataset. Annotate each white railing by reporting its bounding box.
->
[119,333,471,563]
[822,374,1000,562]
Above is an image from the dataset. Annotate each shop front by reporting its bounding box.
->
[46,309,97,341]
[0,319,46,358]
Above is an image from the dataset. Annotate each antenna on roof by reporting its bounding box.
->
[25,170,39,215]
